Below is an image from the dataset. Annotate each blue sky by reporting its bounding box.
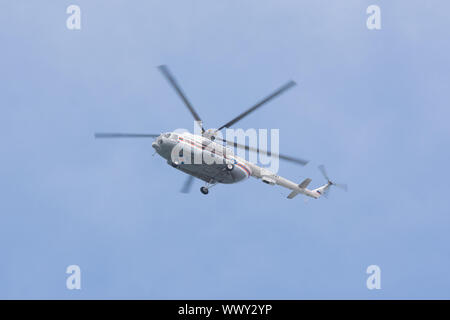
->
[1,1,449,299]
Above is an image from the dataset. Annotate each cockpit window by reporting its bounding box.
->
[164,133,171,138]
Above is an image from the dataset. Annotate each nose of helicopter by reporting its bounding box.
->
[152,135,162,150]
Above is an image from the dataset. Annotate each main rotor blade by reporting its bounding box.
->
[217,80,296,131]
[217,137,308,166]
[180,175,195,193]
[158,65,205,133]
[318,165,330,181]
[95,133,159,138]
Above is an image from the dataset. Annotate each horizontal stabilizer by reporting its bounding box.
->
[287,178,312,199]
[287,190,300,199]
[299,178,312,189]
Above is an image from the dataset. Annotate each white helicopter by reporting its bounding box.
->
[95,65,347,198]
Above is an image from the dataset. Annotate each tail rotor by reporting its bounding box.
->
[318,165,347,197]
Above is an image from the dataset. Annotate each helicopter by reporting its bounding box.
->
[95,65,347,198]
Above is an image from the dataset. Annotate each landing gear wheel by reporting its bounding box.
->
[200,187,209,195]
[226,164,234,171]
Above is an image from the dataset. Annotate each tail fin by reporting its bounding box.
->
[312,184,331,198]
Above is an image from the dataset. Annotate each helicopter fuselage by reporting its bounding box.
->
[152,131,251,184]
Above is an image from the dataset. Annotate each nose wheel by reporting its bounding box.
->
[200,187,209,195]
